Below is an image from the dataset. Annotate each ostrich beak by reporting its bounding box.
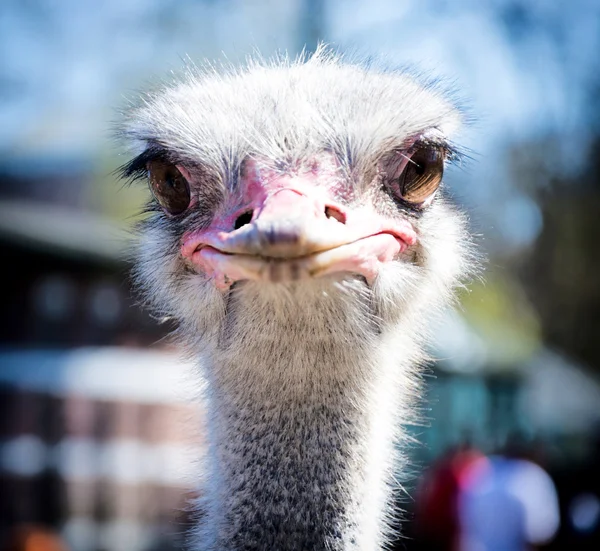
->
[181,177,417,289]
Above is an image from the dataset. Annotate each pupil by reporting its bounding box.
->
[167,175,180,192]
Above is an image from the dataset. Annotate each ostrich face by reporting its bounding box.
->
[122,52,470,330]
[179,152,423,288]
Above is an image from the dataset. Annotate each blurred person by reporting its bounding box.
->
[414,441,484,550]
[458,444,560,551]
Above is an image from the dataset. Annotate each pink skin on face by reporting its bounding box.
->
[180,155,417,289]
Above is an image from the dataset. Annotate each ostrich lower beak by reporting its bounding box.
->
[195,232,406,287]
[181,188,417,289]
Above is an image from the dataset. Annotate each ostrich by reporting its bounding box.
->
[119,49,473,551]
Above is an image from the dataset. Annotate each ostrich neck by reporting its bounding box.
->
[195,284,414,551]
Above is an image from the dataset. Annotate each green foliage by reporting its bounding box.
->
[88,153,149,227]
[460,268,542,367]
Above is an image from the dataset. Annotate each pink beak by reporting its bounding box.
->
[181,168,417,289]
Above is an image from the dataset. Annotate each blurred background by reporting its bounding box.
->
[1,1,599,550]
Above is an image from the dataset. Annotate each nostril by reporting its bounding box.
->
[234,210,254,230]
[324,206,346,225]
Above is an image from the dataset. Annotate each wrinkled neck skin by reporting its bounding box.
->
[189,276,425,551]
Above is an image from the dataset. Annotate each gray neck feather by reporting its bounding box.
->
[191,280,421,551]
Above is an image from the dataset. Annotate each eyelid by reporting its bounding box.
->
[176,164,193,182]
[386,153,412,180]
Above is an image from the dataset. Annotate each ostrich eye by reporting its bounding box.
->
[396,146,444,205]
[147,160,191,215]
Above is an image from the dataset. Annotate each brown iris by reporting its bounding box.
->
[147,160,191,215]
[398,146,444,205]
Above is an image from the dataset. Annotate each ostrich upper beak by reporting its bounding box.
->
[181,174,417,289]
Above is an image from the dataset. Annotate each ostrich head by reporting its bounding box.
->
[120,49,473,551]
